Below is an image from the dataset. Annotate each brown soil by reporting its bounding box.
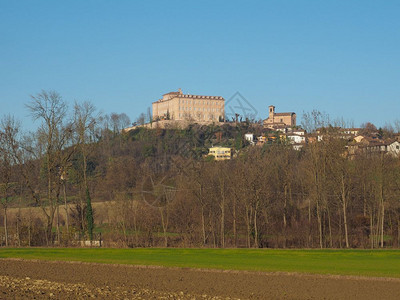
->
[1,259,400,299]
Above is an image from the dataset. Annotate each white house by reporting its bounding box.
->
[342,128,361,136]
[287,134,306,144]
[245,133,255,145]
[292,129,306,136]
[385,141,400,157]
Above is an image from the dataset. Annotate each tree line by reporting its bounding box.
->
[1,91,400,248]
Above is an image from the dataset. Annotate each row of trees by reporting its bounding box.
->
[1,91,400,248]
[0,91,130,246]
[111,139,399,249]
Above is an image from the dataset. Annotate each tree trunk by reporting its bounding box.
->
[201,206,206,246]
[254,203,259,248]
[342,176,349,248]
[80,188,85,232]
[308,198,312,248]
[159,207,168,247]
[370,210,373,249]
[316,198,323,249]
[380,200,385,248]
[63,181,69,237]
[338,210,342,248]
[220,200,225,248]
[245,205,251,248]
[327,206,333,248]
[233,199,237,247]
[45,214,54,246]
[363,182,367,217]
[56,202,60,246]
[47,149,53,246]
[28,212,32,247]
[283,185,287,248]
[133,205,139,246]
[16,212,21,247]
[219,179,225,248]
[3,207,8,247]
[121,220,128,247]
[397,219,400,248]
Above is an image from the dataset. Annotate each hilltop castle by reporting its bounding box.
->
[152,89,225,122]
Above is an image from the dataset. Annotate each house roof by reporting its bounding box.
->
[274,112,295,116]
[382,139,400,146]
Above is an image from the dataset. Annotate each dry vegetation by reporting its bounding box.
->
[1,91,400,248]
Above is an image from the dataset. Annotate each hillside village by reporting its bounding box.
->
[1,89,400,250]
[125,89,400,160]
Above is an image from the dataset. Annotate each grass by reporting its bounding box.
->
[1,248,400,278]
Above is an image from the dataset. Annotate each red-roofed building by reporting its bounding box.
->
[263,105,296,129]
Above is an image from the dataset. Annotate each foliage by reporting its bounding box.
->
[86,188,94,241]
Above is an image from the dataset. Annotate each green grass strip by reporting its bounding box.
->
[1,248,400,278]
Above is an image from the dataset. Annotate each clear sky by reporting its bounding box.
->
[1,0,399,130]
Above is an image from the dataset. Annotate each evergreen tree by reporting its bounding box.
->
[86,187,94,241]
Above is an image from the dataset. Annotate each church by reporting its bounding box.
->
[263,105,296,129]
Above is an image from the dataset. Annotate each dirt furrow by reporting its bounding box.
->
[1,259,400,299]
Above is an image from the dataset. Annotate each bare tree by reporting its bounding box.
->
[136,113,146,126]
[111,112,131,134]
[360,122,378,136]
[74,101,100,242]
[26,90,71,245]
[394,120,400,134]
[0,115,21,246]
[301,110,330,133]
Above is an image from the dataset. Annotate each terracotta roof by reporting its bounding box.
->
[274,112,295,116]
[162,91,180,96]
[382,139,399,146]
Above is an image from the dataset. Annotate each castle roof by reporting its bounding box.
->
[178,94,224,100]
[154,91,224,103]
[162,91,181,96]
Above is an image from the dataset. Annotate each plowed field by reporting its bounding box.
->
[1,259,400,299]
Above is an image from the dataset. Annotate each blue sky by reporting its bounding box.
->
[1,0,399,130]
